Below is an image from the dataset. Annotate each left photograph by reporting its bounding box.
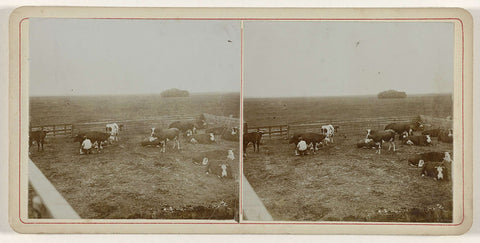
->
[27,18,241,220]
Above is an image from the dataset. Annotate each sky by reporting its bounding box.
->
[29,18,241,96]
[243,21,454,97]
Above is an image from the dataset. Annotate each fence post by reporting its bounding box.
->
[71,125,74,137]
[287,125,290,138]
[64,124,67,135]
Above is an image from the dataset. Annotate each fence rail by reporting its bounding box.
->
[29,159,81,219]
[246,124,289,139]
[30,124,73,137]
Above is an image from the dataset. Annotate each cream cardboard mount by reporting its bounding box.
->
[8,7,473,234]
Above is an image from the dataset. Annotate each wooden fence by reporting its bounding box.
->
[245,124,289,140]
[202,113,240,128]
[30,124,73,137]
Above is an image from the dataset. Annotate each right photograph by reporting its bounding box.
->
[242,21,454,222]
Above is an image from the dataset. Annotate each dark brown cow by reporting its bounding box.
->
[366,129,396,154]
[421,162,449,181]
[289,132,327,150]
[29,130,47,152]
[408,152,451,167]
[438,129,453,143]
[243,132,263,154]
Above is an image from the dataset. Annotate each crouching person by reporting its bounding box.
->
[80,136,93,155]
[295,137,308,156]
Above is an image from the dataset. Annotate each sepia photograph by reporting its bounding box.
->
[243,21,455,222]
[27,18,241,220]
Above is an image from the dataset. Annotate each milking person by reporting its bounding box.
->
[296,136,308,156]
[81,136,93,155]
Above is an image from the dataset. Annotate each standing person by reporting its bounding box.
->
[81,136,93,155]
[296,136,308,156]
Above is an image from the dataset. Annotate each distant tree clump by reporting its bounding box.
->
[377,90,407,99]
[160,88,189,98]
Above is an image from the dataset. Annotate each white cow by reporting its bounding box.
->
[106,123,120,143]
[321,124,337,144]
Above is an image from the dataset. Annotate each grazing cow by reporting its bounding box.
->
[321,125,339,143]
[408,152,452,167]
[106,123,120,143]
[190,133,216,144]
[169,121,197,135]
[384,121,423,136]
[74,131,110,154]
[356,138,378,149]
[402,134,432,146]
[243,132,264,155]
[151,127,180,153]
[205,160,232,179]
[421,162,449,181]
[289,132,327,151]
[29,130,47,152]
[366,129,396,154]
[422,128,442,137]
[438,129,453,143]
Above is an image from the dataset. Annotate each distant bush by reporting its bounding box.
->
[160,88,189,98]
[377,90,407,99]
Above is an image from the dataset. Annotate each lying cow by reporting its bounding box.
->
[356,138,378,149]
[402,134,432,146]
[29,130,47,152]
[366,129,396,154]
[206,126,228,135]
[438,129,453,143]
[151,127,180,153]
[408,152,452,167]
[422,128,442,137]
[221,127,239,142]
[205,159,233,179]
[74,131,110,154]
[190,133,216,144]
[192,149,235,166]
[243,132,263,155]
[141,136,163,147]
[421,162,449,181]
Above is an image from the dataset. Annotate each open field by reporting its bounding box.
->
[243,94,453,222]
[29,93,240,219]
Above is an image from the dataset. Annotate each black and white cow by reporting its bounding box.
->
[438,129,453,143]
[384,121,423,136]
[169,121,197,136]
[421,128,443,137]
[190,133,216,144]
[402,134,432,146]
[151,127,180,152]
[74,131,110,154]
[320,125,339,144]
[366,129,396,154]
[289,132,327,151]
[408,152,452,167]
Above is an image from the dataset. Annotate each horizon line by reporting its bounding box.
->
[243,92,453,99]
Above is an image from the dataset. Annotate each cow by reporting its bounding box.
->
[321,125,339,144]
[206,126,228,135]
[243,132,264,156]
[408,152,452,167]
[205,159,232,179]
[169,121,197,135]
[151,127,180,153]
[438,129,453,143]
[74,131,110,154]
[384,121,423,136]
[366,129,396,154]
[402,134,432,146]
[106,123,120,143]
[421,162,449,181]
[141,136,163,147]
[192,149,235,166]
[29,130,47,152]
[289,132,327,151]
[221,127,239,142]
[356,138,378,149]
[422,128,443,137]
[190,133,216,144]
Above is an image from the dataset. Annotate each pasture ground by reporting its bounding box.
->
[29,93,240,219]
[29,133,239,219]
[243,95,453,222]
